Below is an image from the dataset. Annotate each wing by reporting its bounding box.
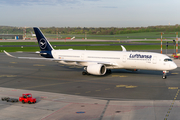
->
[4,50,54,60]
[4,50,118,66]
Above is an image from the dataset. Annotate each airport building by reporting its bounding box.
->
[0,34,23,40]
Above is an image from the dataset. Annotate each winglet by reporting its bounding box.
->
[4,50,17,58]
[121,45,126,52]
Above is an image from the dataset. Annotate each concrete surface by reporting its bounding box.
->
[0,51,180,120]
[0,87,180,120]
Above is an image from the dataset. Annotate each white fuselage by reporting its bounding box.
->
[51,49,177,71]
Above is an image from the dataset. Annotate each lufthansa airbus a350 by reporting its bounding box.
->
[4,27,177,79]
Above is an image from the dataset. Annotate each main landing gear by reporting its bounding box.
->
[82,67,88,75]
[82,71,88,75]
[162,71,169,79]
[106,69,111,74]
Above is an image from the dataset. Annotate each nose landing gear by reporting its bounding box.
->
[162,71,169,79]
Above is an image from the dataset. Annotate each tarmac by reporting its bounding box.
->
[0,51,180,120]
[1,87,180,120]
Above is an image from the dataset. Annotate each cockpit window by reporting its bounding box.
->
[164,58,172,62]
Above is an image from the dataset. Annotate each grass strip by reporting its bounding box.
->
[1,45,174,52]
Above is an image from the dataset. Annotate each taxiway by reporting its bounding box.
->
[0,52,180,120]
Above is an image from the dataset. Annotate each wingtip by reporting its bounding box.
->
[121,45,127,52]
[4,50,16,58]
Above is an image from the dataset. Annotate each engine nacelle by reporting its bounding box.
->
[87,64,106,75]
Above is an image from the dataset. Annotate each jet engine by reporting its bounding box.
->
[87,64,106,75]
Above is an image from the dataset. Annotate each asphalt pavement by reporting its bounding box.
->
[0,51,180,120]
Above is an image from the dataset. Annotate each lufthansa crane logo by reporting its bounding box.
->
[39,38,47,49]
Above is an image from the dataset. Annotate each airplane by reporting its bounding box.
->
[30,32,36,37]
[4,27,177,79]
[71,36,75,40]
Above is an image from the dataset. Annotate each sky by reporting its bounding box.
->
[0,0,180,27]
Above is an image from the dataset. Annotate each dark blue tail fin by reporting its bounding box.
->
[33,27,54,51]
[33,27,54,58]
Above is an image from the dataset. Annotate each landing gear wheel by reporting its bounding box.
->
[162,75,167,79]
[82,71,87,75]
[162,70,168,79]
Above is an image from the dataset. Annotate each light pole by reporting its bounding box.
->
[166,42,168,54]
[176,32,178,55]
[161,32,162,54]
[173,40,175,54]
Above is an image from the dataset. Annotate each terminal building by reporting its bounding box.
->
[0,34,23,40]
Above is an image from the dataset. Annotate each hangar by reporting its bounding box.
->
[0,34,23,40]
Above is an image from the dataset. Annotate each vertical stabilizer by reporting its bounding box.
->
[33,27,54,51]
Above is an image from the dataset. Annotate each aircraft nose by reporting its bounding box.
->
[171,63,177,69]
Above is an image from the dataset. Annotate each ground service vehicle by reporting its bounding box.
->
[19,93,36,104]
